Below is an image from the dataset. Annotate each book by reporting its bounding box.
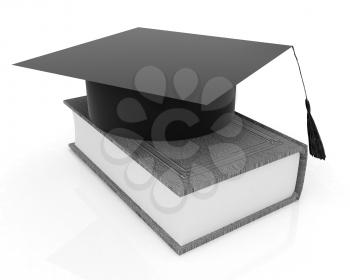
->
[65,96,307,255]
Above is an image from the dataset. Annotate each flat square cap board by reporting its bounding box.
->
[15,27,290,98]
[15,28,291,141]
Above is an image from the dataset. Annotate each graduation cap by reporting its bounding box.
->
[14,27,325,159]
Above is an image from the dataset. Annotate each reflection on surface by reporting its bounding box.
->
[48,156,300,280]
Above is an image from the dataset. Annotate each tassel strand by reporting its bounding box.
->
[292,46,326,160]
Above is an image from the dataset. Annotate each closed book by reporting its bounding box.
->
[65,96,307,255]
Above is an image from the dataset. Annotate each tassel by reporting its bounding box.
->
[292,46,326,160]
[305,99,326,159]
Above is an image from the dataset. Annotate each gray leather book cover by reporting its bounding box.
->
[64,96,308,255]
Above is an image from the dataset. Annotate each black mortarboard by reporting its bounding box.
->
[15,28,325,158]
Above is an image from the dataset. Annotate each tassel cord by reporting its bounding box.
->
[292,46,326,160]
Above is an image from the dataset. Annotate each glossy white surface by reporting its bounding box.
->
[74,113,299,245]
[1,1,349,279]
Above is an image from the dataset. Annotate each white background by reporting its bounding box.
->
[1,0,349,279]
